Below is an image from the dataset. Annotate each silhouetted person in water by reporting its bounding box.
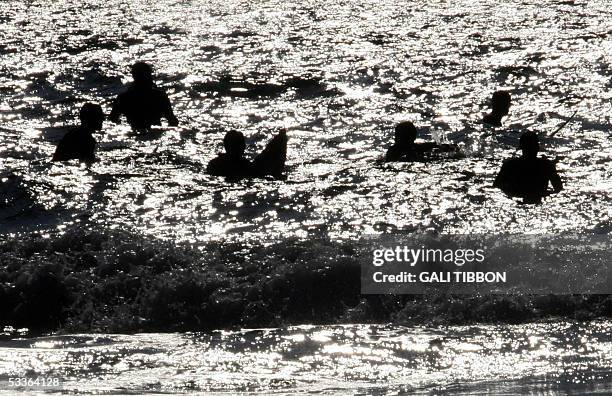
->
[207,130,288,180]
[109,62,178,132]
[207,131,253,179]
[52,103,104,163]
[483,91,511,127]
[494,131,562,204]
[385,121,459,162]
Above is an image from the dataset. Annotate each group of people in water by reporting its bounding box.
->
[52,61,563,204]
[53,61,288,180]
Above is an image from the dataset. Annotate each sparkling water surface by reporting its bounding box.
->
[1,0,612,393]
[2,320,612,394]
[1,0,611,241]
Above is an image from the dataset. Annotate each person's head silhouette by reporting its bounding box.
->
[79,103,104,131]
[395,121,418,147]
[223,130,246,159]
[131,62,154,87]
[519,131,539,159]
[491,91,511,117]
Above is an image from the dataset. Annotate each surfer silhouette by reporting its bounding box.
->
[109,62,178,132]
[483,91,511,127]
[207,130,288,180]
[52,103,104,163]
[493,131,562,204]
[385,121,460,162]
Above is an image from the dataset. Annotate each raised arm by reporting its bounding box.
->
[161,92,178,126]
[549,163,563,193]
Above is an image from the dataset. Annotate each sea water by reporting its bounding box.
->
[1,0,612,393]
[2,321,612,394]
